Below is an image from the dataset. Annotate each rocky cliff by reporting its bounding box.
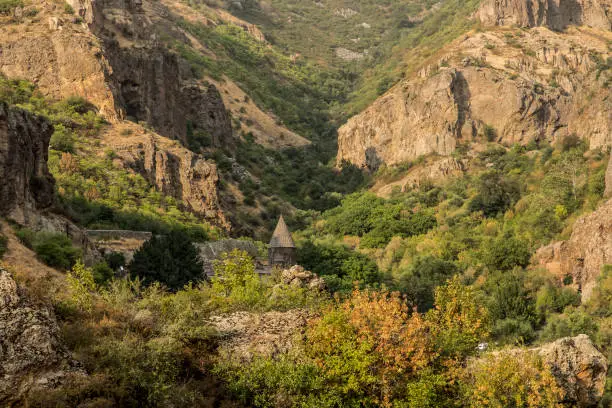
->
[536,195,612,301]
[0,269,79,404]
[68,0,234,147]
[108,126,229,227]
[338,8,611,169]
[477,0,611,31]
[0,103,55,224]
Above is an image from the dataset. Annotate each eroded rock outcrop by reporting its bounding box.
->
[0,269,78,404]
[536,335,608,406]
[476,0,611,31]
[338,26,611,169]
[70,0,234,147]
[536,196,612,301]
[0,103,55,224]
[278,265,326,291]
[110,131,229,227]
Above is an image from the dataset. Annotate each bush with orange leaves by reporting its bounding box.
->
[306,288,435,407]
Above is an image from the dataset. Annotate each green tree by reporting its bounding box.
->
[400,256,458,311]
[427,276,490,359]
[469,170,520,217]
[482,234,531,271]
[129,230,203,291]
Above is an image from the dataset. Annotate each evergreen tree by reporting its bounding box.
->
[129,230,204,290]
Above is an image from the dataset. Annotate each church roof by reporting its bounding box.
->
[269,215,295,248]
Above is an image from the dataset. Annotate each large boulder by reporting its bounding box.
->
[536,335,608,407]
[0,269,80,404]
[279,265,326,291]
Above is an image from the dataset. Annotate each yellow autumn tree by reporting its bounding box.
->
[307,288,435,407]
[463,351,563,408]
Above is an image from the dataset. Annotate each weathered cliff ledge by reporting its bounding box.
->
[0,103,55,224]
[477,0,611,31]
[108,127,229,228]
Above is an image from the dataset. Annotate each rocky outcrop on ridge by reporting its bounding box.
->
[0,103,55,224]
[476,0,611,31]
[536,195,612,301]
[338,26,611,169]
[0,269,79,404]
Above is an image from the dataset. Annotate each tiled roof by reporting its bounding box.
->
[269,215,295,248]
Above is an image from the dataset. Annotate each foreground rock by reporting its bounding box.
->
[536,335,608,407]
[208,309,312,361]
[0,269,80,404]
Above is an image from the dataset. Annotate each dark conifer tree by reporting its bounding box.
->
[129,230,203,291]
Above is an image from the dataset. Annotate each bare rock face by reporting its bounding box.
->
[338,27,611,169]
[536,335,608,407]
[71,0,234,147]
[0,103,55,224]
[604,157,612,197]
[0,269,78,404]
[208,309,312,361]
[536,197,612,301]
[476,0,611,31]
[338,67,570,169]
[111,133,229,228]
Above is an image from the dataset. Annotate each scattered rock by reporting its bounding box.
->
[335,47,365,61]
[279,265,326,291]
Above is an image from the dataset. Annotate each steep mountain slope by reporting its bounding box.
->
[338,0,611,169]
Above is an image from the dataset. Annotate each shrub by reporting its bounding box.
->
[129,230,204,291]
[400,256,458,311]
[469,171,521,217]
[66,261,96,312]
[50,124,76,153]
[462,351,563,407]
[426,276,490,359]
[306,288,434,406]
[15,228,81,269]
[92,261,114,285]
[0,0,22,14]
[105,251,126,270]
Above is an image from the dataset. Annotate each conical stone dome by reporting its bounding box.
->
[269,215,295,248]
